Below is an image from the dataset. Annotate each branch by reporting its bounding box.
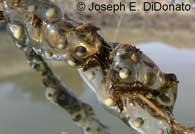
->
[3,0,195,134]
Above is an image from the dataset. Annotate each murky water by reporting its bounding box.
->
[0,42,195,134]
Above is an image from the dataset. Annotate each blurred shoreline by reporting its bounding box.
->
[1,0,195,79]
[0,1,195,133]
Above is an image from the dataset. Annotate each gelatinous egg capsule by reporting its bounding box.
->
[3,0,20,9]
[67,59,76,67]
[86,71,95,80]
[75,45,87,57]
[65,40,96,66]
[104,98,114,107]
[73,38,98,57]
[64,52,81,67]
[25,16,44,43]
[119,68,130,79]
[131,52,139,64]
[44,50,53,58]
[45,24,68,50]
[157,89,175,107]
[133,117,144,128]
[144,70,155,86]
[45,87,56,104]
[111,48,136,83]
[45,8,56,19]
[27,4,36,13]
[36,2,62,22]
[7,21,26,44]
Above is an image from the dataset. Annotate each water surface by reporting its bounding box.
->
[0,42,195,134]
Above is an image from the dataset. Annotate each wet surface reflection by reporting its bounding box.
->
[138,42,195,126]
[0,42,195,134]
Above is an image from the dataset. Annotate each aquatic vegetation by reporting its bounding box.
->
[0,0,195,134]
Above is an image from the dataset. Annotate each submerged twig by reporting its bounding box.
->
[17,46,111,134]
[2,0,195,134]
